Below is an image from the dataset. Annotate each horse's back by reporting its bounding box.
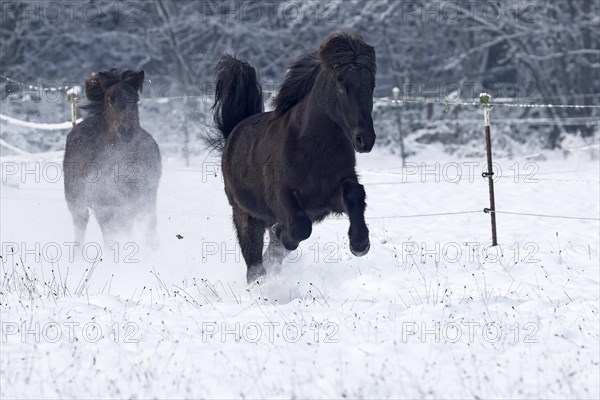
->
[223,112,273,154]
[222,111,274,190]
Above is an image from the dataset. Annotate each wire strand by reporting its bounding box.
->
[365,210,481,220]
[487,209,599,221]
[3,73,600,108]
[376,97,600,109]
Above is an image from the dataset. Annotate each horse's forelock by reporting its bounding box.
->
[273,31,376,116]
[97,69,121,89]
[318,32,376,75]
[84,74,104,101]
[81,68,142,115]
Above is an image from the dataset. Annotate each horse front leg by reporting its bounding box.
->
[341,180,370,256]
[263,228,289,273]
[65,180,89,244]
[273,189,312,251]
[95,207,120,248]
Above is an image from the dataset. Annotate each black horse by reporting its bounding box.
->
[212,32,377,282]
[64,69,162,247]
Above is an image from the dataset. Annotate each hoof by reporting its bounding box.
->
[247,264,267,284]
[282,239,299,252]
[350,239,370,257]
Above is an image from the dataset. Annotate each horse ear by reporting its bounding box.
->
[127,70,144,94]
[97,71,115,88]
[85,73,104,101]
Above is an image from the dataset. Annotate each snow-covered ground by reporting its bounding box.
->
[1,143,599,398]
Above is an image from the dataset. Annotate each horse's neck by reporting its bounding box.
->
[291,91,340,139]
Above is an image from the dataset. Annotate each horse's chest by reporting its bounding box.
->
[290,149,353,183]
[85,151,141,195]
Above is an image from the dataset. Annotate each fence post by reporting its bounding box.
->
[67,85,80,127]
[183,95,190,167]
[392,87,406,167]
[480,93,498,246]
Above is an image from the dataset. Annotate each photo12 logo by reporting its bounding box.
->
[399,2,539,24]
[1,241,140,264]
[0,80,82,103]
[199,1,338,24]
[399,321,540,344]
[401,161,540,184]
[393,81,538,103]
[1,321,140,344]
[201,240,345,264]
[399,240,540,264]
[200,321,339,344]
[1,161,141,185]
[1,1,142,24]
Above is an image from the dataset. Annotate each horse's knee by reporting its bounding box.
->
[343,182,366,210]
[273,223,301,251]
[72,208,89,224]
[291,215,312,241]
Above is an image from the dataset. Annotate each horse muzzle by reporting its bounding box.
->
[353,130,376,153]
[118,126,136,142]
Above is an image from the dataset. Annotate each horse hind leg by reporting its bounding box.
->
[71,207,90,244]
[66,195,89,243]
[232,209,267,283]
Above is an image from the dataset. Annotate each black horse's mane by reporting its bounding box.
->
[80,68,141,116]
[273,31,376,116]
[272,52,320,117]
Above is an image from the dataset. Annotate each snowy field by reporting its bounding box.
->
[1,143,599,398]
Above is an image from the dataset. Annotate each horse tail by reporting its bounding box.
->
[212,54,263,142]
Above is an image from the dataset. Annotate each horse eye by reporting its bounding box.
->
[338,87,346,95]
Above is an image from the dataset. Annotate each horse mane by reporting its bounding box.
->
[272,52,320,117]
[273,31,376,116]
[80,68,142,116]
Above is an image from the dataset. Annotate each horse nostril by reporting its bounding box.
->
[356,135,364,147]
